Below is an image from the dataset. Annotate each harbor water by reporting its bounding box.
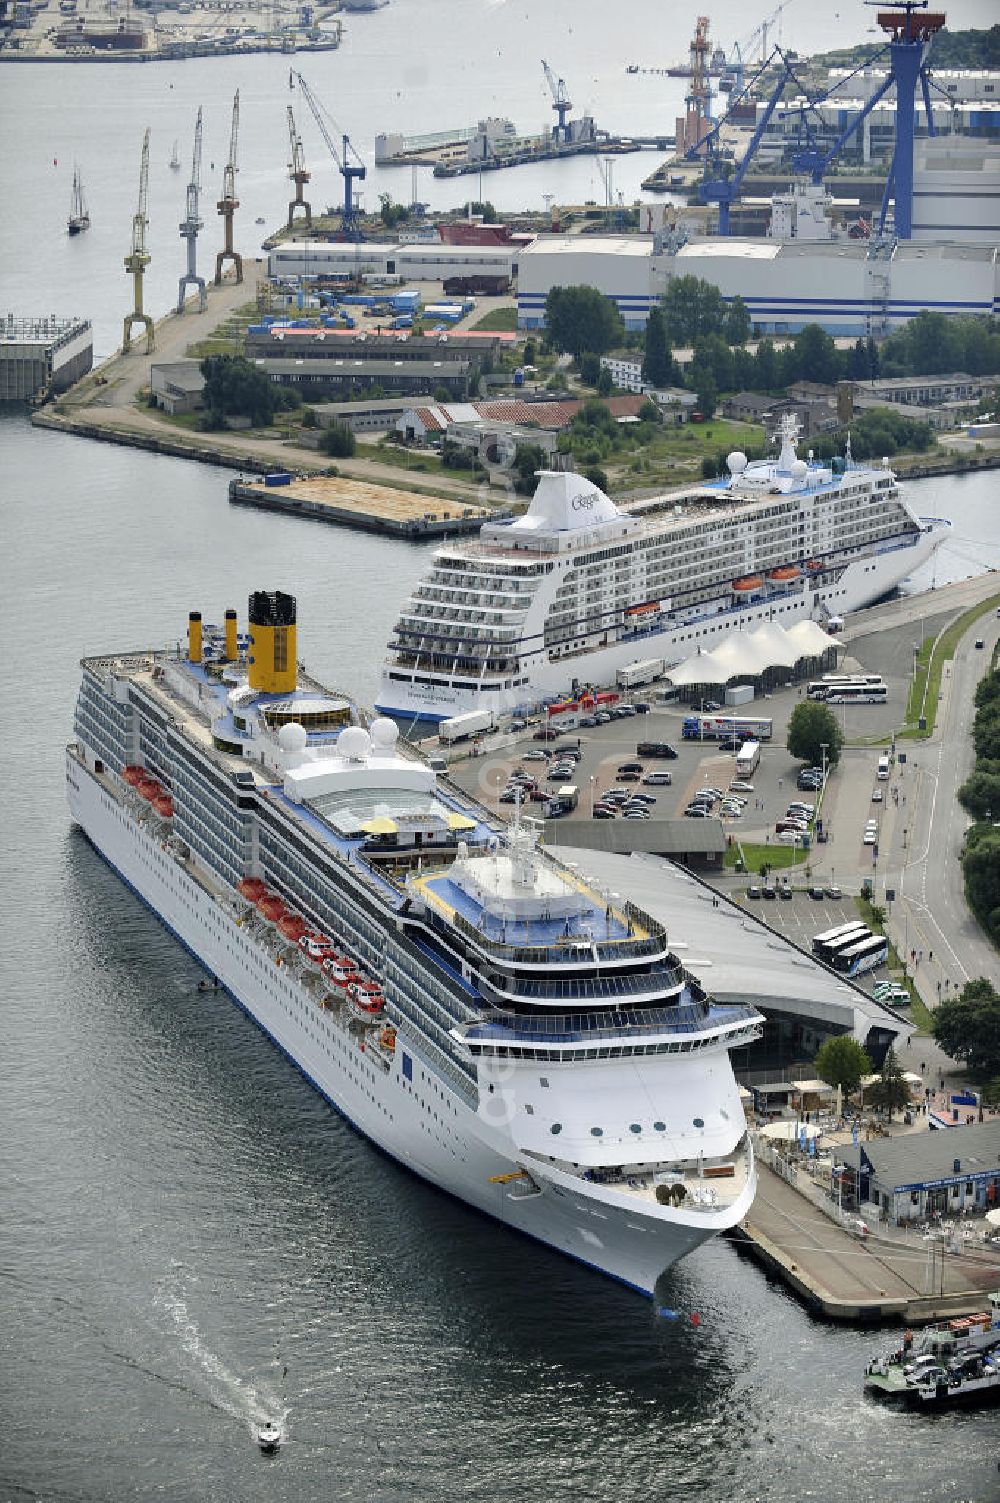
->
[3,410,999,1501]
[2,0,999,1492]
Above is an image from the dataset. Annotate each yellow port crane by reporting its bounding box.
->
[286,103,312,231]
[215,90,243,286]
[122,127,154,355]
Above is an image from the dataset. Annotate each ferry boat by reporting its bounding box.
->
[67,590,762,1298]
[377,417,949,722]
[865,1293,1000,1400]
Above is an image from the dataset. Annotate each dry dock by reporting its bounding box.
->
[229,474,500,538]
[738,1161,1000,1325]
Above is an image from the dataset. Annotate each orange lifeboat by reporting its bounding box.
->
[767,564,800,583]
[299,931,334,962]
[258,896,287,922]
[732,575,764,594]
[123,766,146,787]
[347,981,385,1022]
[805,558,824,572]
[278,913,307,942]
[322,955,359,987]
[137,779,161,801]
[238,878,268,902]
[152,794,174,818]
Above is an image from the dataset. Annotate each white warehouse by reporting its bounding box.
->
[517,233,1000,337]
[269,240,517,284]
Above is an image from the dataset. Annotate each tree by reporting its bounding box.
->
[693,370,718,419]
[596,367,613,396]
[661,275,726,345]
[584,465,609,493]
[867,1048,909,1121]
[932,978,1000,1079]
[961,826,1000,945]
[723,295,752,347]
[319,420,356,458]
[544,285,624,358]
[512,441,546,495]
[792,323,842,386]
[642,306,673,387]
[815,1035,872,1096]
[786,700,843,769]
[200,354,279,427]
[753,338,779,391]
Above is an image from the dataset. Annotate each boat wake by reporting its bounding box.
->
[155,1288,287,1441]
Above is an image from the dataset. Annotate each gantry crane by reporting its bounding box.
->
[122,128,154,355]
[286,103,312,230]
[293,72,365,238]
[215,90,243,285]
[541,59,572,143]
[177,107,207,314]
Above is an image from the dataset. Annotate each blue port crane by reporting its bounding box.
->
[293,72,366,238]
[541,60,573,143]
[792,1,944,238]
[688,48,805,234]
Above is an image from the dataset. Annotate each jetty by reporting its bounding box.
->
[229,474,498,537]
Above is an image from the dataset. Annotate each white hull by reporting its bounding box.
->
[67,752,751,1295]
[377,524,946,721]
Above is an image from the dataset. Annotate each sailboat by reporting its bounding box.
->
[169,140,181,170]
[67,167,90,236]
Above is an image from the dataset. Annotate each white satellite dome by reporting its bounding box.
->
[337,725,371,762]
[369,716,399,752]
[277,721,308,754]
[791,459,808,481]
[727,451,748,475]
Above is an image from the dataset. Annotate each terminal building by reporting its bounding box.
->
[835,1119,1000,1225]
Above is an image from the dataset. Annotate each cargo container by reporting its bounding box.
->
[724,683,754,707]
[264,472,292,487]
[556,784,579,810]
[438,709,496,743]
[617,657,663,689]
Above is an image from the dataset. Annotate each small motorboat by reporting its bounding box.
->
[255,215,266,224]
[256,1421,282,1454]
[197,978,220,993]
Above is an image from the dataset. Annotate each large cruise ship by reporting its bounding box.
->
[377,419,948,721]
[67,591,762,1297]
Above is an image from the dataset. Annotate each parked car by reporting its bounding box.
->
[593,807,616,819]
[871,787,883,802]
[578,716,598,728]
[533,727,559,741]
[762,885,777,899]
[809,886,826,900]
[729,780,754,793]
[704,700,722,711]
[636,741,677,759]
[627,793,656,805]
[509,718,527,731]
[617,761,644,774]
[684,806,710,818]
[643,771,672,785]
[863,829,878,845]
[617,770,642,782]
[778,883,793,900]
[594,712,612,724]
[521,749,550,761]
[633,702,651,714]
[615,704,638,716]
[825,884,842,899]
[746,884,762,899]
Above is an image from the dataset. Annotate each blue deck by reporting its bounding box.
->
[425,872,630,947]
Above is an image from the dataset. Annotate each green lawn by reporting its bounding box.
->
[724,839,807,873]
[901,591,1000,739]
[470,306,518,332]
[610,418,764,487]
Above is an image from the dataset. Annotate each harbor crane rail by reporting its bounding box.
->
[541,59,573,142]
[215,90,243,286]
[287,104,312,230]
[122,127,154,355]
[293,72,366,239]
[177,107,207,315]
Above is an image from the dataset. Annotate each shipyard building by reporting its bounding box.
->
[0,315,93,402]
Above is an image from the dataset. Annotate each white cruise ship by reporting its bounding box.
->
[377,419,948,721]
[67,591,762,1298]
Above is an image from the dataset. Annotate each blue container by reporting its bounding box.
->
[264,472,292,487]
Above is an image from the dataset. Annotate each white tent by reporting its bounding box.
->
[786,619,838,657]
[760,1120,822,1142]
[666,647,731,687]
[749,622,799,668]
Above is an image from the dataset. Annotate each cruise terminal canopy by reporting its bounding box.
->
[667,620,838,687]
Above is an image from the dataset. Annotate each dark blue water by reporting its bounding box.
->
[2,409,998,1501]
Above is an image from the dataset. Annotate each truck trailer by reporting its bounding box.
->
[682,714,773,742]
[616,657,664,690]
[438,709,496,744]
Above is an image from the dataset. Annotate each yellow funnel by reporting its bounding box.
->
[188,611,203,664]
[247,591,296,694]
[225,608,238,661]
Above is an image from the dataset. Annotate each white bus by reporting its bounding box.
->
[807,675,885,701]
[812,922,870,962]
[832,933,889,976]
[824,681,888,705]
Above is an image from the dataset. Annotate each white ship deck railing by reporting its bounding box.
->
[444,904,669,968]
[479,964,688,1006]
[540,1147,753,1211]
[457,1000,760,1047]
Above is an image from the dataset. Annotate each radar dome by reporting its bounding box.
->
[278,722,308,755]
[338,725,371,762]
[791,459,808,481]
[369,717,399,752]
[727,451,748,475]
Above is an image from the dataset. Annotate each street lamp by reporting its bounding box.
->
[820,741,828,793]
[589,774,597,816]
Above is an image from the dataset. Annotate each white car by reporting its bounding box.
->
[729,780,754,793]
[863,829,878,846]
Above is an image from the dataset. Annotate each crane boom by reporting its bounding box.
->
[215,90,243,284]
[293,71,365,237]
[540,58,573,142]
[286,102,312,229]
[133,126,150,257]
[123,128,154,353]
[178,107,207,314]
